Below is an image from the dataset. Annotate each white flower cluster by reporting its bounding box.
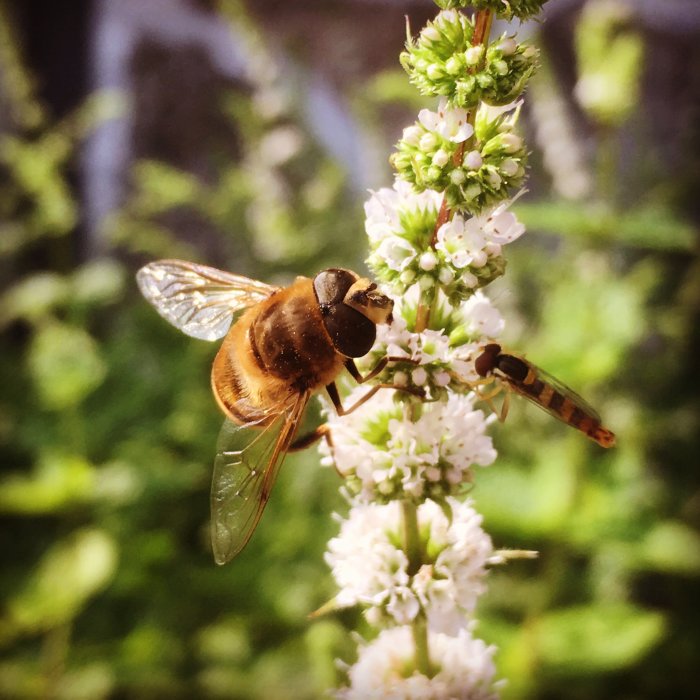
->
[326,498,496,632]
[337,626,500,700]
[326,168,513,695]
[435,201,525,280]
[363,290,505,398]
[325,9,536,694]
[320,389,495,502]
[366,177,525,297]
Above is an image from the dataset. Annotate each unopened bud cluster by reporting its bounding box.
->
[391,100,527,216]
[435,0,550,20]
[401,10,539,109]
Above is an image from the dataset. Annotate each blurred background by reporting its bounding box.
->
[1,0,699,697]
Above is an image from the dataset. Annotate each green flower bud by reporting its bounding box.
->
[433,1,550,21]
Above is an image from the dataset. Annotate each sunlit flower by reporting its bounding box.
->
[364,180,442,245]
[336,625,500,700]
[435,214,488,268]
[326,498,494,631]
[320,389,495,503]
[419,98,474,143]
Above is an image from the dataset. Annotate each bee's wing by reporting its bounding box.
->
[504,360,603,424]
[210,392,310,565]
[136,259,278,341]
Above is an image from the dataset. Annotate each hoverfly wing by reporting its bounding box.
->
[137,259,278,341]
[210,393,310,564]
[503,359,615,447]
[505,359,602,423]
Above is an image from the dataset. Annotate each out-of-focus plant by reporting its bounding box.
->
[0,1,359,697]
[2,0,698,697]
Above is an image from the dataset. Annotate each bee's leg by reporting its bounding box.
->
[327,379,423,417]
[344,356,420,384]
[289,423,332,451]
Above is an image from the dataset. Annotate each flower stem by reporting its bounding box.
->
[401,499,422,576]
[421,7,495,330]
[401,500,432,677]
[412,612,433,678]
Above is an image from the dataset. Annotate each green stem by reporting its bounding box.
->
[401,500,422,575]
[412,612,432,678]
[401,500,432,676]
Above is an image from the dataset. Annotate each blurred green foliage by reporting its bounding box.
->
[1,1,698,698]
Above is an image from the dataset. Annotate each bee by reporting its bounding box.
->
[137,259,403,564]
[474,343,615,448]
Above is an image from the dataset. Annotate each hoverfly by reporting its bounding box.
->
[474,343,615,448]
[137,260,405,564]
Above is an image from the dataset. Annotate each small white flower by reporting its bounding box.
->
[500,133,523,153]
[402,124,423,146]
[420,132,439,152]
[465,45,484,66]
[459,290,506,339]
[412,367,428,386]
[435,215,487,269]
[481,198,526,244]
[364,181,442,245]
[438,266,454,285]
[337,625,500,700]
[419,98,474,144]
[432,149,450,167]
[498,37,517,56]
[500,158,519,177]
[377,236,416,271]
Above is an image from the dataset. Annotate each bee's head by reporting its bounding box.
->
[343,279,394,325]
[313,268,393,358]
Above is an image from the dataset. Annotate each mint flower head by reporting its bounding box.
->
[366,178,525,301]
[401,10,540,108]
[326,499,497,630]
[323,0,548,694]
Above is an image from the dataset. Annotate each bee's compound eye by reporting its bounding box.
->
[322,304,376,358]
[313,269,358,306]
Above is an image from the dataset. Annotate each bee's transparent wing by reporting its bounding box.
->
[210,393,310,565]
[136,259,278,340]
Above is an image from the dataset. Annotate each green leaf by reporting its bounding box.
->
[516,201,695,251]
[0,272,70,328]
[71,259,126,306]
[27,323,106,409]
[636,521,700,575]
[4,529,118,637]
[475,444,576,538]
[0,454,95,514]
[534,603,666,675]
